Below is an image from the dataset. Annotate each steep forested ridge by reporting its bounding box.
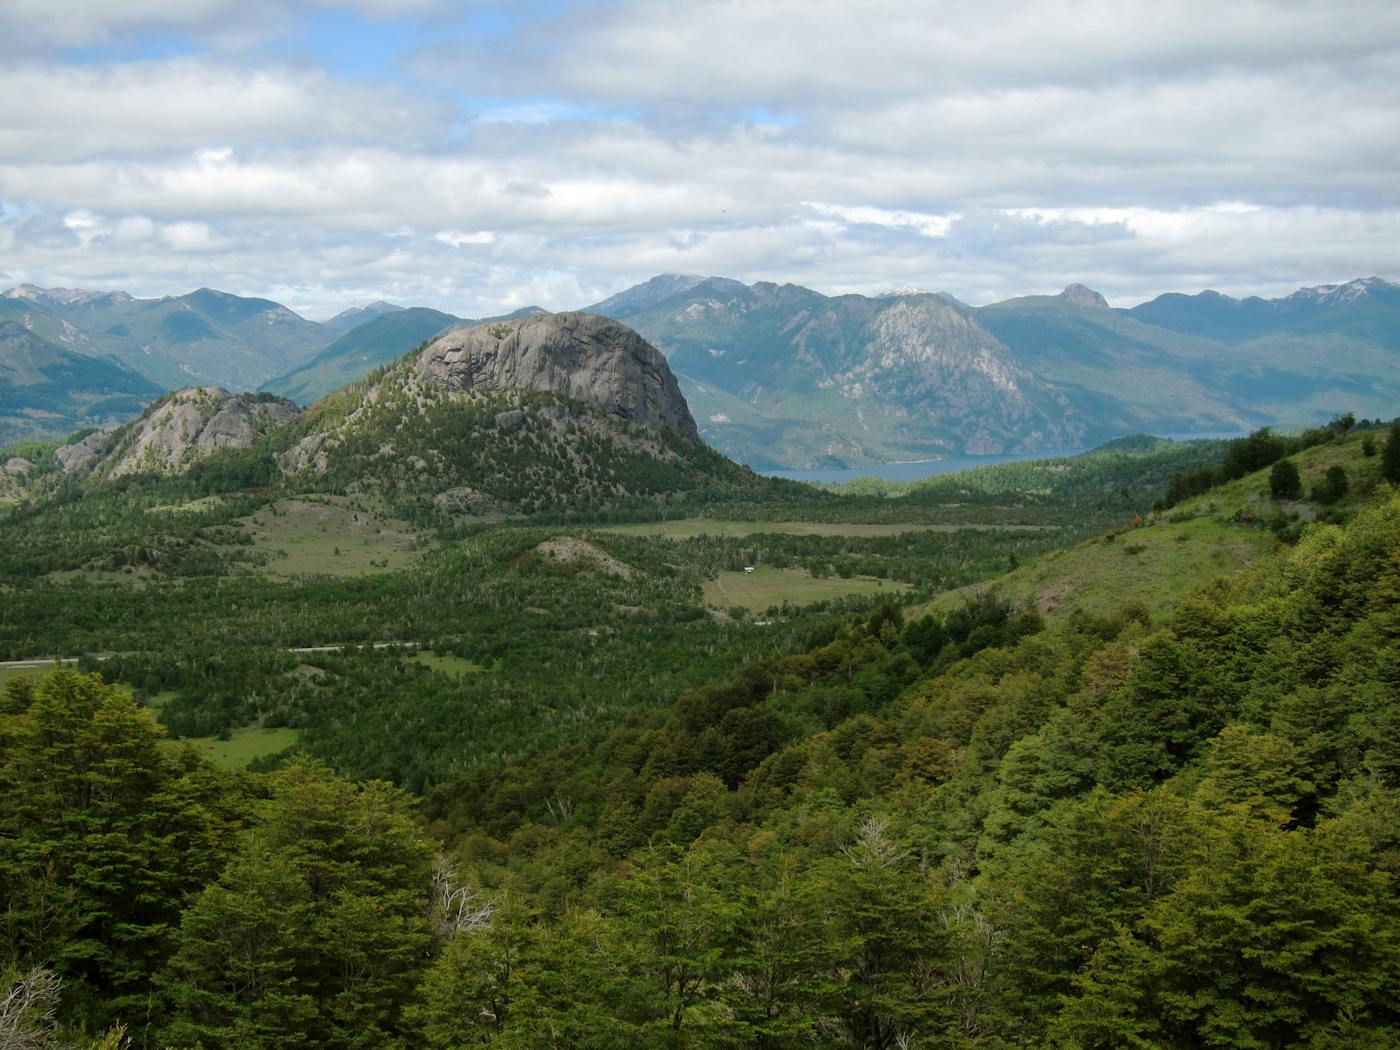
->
[1,422,1397,1047]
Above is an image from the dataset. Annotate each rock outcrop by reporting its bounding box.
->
[413,312,699,440]
[275,311,738,513]
[58,387,301,479]
[1059,284,1110,309]
[56,428,116,472]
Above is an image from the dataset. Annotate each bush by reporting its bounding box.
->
[1269,459,1302,500]
[1382,420,1400,483]
[1311,465,1350,505]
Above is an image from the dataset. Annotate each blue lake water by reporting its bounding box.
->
[759,432,1245,485]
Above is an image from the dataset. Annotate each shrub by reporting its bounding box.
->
[1269,459,1302,500]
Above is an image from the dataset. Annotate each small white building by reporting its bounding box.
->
[743,566,755,574]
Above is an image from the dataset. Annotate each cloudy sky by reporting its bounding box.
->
[1,0,1397,318]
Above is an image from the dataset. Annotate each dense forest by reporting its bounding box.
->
[2,421,1398,1047]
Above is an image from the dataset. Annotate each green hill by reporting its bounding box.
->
[924,427,1386,620]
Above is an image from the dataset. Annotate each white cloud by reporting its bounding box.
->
[435,229,495,246]
[160,221,218,251]
[0,0,442,48]
[805,202,958,238]
[61,209,104,247]
[0,61,435,162]
[0,0,236,47]
[0,1,1397,315]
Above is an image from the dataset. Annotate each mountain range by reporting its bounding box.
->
[2,275,1396,467]
[585,275,1400,466]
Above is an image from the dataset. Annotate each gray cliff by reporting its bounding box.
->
[412,312,699,440]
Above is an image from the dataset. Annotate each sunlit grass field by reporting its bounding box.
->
[703,565,910,613]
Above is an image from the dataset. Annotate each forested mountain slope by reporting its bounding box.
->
[0,321,161,445]
[1,285,337,391]
[414,428,1400,1047]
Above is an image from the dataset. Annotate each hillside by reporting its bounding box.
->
[278,311,764,515]
[924,426,1385,619]
[0,321,161,445]
[52,386,301,481]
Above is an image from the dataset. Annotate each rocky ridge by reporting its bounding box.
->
[57,387,300,479]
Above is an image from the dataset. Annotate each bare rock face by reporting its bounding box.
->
[56,427,116,472]
[1060,284,1109,309]
[413,312,699,440]
[4,457,33,476]
[81,387,300,479]
[432,486,517,516]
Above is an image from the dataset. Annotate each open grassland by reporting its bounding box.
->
[603,518,1052,539]
[169,726,302,769]
[143,687,301,768]
[923,516,1273,620]
[704,565,910,612]
[229,495,420,577]
[0,664,56,687]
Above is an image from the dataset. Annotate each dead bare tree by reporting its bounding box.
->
[429,856,497,939]
[0,967,61,1050]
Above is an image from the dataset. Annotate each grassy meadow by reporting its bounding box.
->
[703,565,910,613]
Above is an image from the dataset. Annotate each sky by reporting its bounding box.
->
[0,0,1397,319]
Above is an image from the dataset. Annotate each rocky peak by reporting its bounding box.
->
[1287,276,1396,306]
[1059,284,1109,309]
[3,285,132,308]
[413,312,699,440]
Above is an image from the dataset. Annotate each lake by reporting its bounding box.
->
[759,432,1243,484]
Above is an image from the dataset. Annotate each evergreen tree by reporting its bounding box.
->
[160,762,434,1049]
[0,671,223,1020]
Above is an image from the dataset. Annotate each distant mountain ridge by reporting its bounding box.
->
[0,285,334,391]
[322,300,405,333]
[586,277,1087,466]
[585,274,1400,467]
[0,321,162,445]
